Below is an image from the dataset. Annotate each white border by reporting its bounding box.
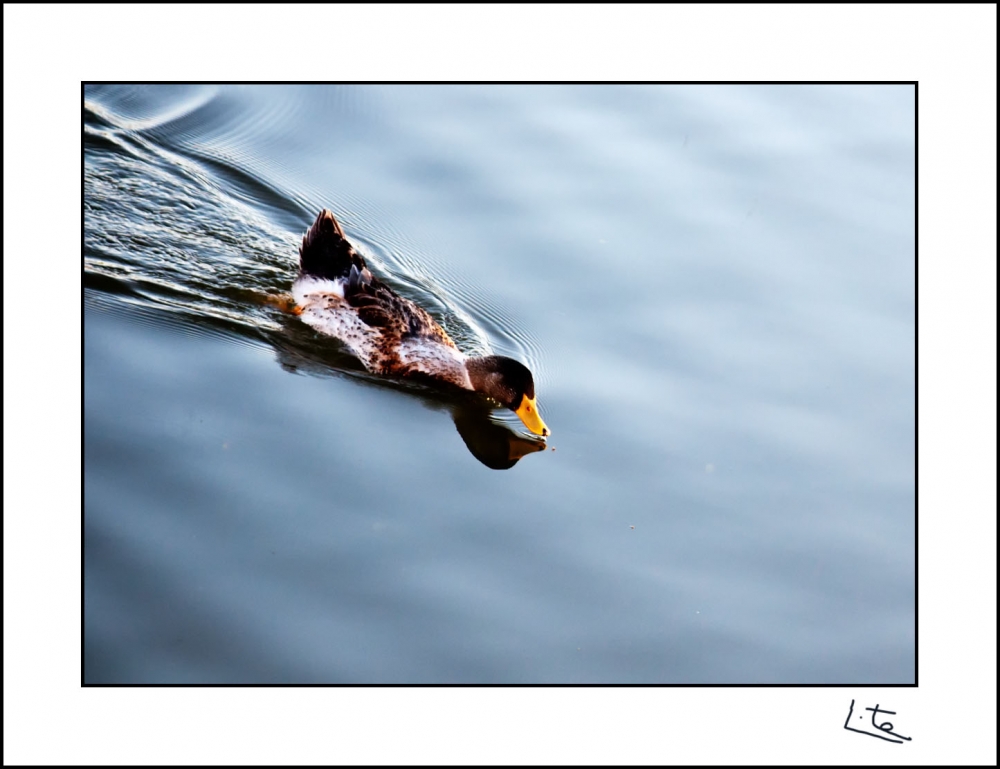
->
[4,4,996,765]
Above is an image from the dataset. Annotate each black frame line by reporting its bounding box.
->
[82,80,919,688]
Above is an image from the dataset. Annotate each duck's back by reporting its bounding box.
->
[292,210,471,388]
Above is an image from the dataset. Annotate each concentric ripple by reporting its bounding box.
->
[84,86,545,388]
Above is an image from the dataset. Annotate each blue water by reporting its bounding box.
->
[84,84,915,683]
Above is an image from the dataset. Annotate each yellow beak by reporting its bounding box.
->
[515,394,550,437]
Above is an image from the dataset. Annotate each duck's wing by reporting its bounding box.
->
[343,264,456,349]
[299,209,455,347]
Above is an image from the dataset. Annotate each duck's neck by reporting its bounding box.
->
[465,356,515,405]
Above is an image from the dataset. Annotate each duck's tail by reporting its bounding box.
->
[298,209,368,281]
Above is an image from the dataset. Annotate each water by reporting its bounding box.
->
[84,84,915,683]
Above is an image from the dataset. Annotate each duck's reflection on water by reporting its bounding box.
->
[265,325,547,470]
[451,404,547,469]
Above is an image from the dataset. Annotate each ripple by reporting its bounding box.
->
[86,85,220,135]
[85,85,549,391]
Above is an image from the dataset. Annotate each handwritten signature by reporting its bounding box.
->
[843,699,912,743]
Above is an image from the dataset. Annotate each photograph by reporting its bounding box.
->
[83,83,916,686]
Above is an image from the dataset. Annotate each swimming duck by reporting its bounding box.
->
[291,209,549,437]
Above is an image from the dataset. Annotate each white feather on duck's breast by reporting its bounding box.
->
[291,209,550,437]
[396,338,472,389]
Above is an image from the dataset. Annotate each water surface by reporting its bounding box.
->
[84,84,915,683]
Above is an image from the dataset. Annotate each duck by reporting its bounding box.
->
[290,209,550,437]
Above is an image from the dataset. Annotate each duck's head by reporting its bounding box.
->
[466,355,550,437]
